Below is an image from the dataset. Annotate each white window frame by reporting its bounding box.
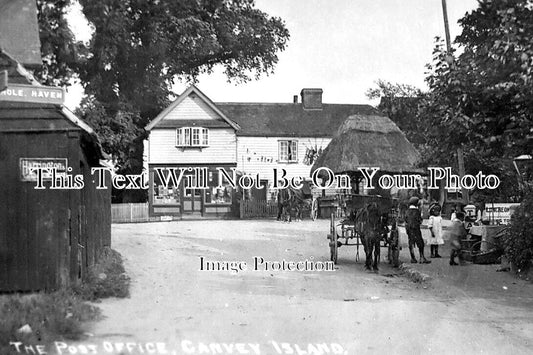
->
[202,128,209,146]
[278,140,298,163]
[176,127,209,147]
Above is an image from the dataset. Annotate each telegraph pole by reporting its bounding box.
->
[441,0,452,52]
[441,0,469,204]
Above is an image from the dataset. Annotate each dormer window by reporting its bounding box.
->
[176,127,208,147]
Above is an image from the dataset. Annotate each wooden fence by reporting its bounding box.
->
[113,200,281,221]
[240,199,278,219]
[112,203,150,223]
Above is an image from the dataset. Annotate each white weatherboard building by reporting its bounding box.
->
[144,85,380,218]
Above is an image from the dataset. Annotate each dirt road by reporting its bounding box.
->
[68,220,532,355]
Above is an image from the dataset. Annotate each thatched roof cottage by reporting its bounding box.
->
[312,114,421,175]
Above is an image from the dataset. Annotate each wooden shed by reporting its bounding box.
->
[0,1,111,292]
[0,99,111,292]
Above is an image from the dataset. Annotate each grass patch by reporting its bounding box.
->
[0,290,101,354]
[73,247,131,301]
[1,247,130,354]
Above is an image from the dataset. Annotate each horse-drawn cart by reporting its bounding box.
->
[310,114,423,270]
[278,180,319,221]
[327,194,400,270]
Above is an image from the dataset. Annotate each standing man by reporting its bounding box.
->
[276,187,288,221]
[406,197,431,264]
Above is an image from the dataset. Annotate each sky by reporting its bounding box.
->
[64,0,479,110]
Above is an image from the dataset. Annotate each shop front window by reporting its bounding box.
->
[205,186,232,204]
[153,172,180,205]
[205,170,233,204]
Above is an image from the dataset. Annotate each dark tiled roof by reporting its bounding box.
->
[0,0,42,67]
[154,119,232,129]
[216,103,380,137]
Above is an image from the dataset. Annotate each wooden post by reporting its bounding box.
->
[441,0,452,52]
[457,147,469,203]
[442,0,469,205]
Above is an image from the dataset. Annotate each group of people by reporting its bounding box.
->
[405,196,467,266]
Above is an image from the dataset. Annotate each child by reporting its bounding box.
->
[387,219,401,268]
[405,196,430,264]
[449,212,467,265]
[427,204,444,258]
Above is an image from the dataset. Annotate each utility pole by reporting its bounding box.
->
[441,0,469,205]
[441,0,452,52]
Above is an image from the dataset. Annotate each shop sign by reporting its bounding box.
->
[0,83,64,105]
[20,158,68,182]
[484,203,520,225]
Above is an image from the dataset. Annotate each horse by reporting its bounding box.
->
[355,203,388,271]
[277,187,306,222]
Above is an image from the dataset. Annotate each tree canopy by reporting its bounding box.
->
[365,80,427,148]
[35,0,86,86]
[367,1,533,202]
[420,0,532,201]
[77,0,289,121]
[35,0,289,201]
[423,2,532,154]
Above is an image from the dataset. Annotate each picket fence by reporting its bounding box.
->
[239,199,278,219]
[111,203,150,223]
[112,200,280,222]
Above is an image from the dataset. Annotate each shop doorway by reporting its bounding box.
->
[183,177,203,213]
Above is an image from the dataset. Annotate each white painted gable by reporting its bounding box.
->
[163,94,222,121]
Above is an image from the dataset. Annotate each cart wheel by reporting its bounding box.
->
[311,198,318,221]
[329,213,338,264]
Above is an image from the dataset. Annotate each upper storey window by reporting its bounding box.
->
[176,127,208,147]
[279,140,298,163]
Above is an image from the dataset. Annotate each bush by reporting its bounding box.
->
[73,247,130,301]
[502,191,533,273]
[0,291,101,354]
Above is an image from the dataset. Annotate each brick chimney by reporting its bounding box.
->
[300,88,323,110]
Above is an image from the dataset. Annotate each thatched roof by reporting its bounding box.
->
[311,114,421,174]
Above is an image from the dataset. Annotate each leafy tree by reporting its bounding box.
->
[419,0,533,202]
[365,80,427,148]
[501,190,533,272]
[73,0,289,202]
[44,0,288,202]
[77,0,289,122]
[75,96,141,171]
[35,0,87,86]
